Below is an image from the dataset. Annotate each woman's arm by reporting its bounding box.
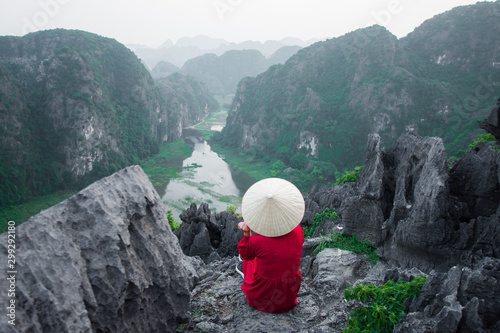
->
[237,221,256,260]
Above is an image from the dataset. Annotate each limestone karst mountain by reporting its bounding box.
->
[0,29,217,207]
[216,1,500,182]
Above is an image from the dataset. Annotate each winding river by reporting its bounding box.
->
[161,128,254,219]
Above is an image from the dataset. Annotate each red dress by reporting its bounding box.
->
[237,225,304,313]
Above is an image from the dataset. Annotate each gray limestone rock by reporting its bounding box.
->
[312,248,372,297]
[397,258,500,332]
[181,250,371,333]
[0,166,199,332]
[478,97,500,140]
[176,203,243,263]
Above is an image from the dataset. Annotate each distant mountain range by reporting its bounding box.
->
[128,35,321,69]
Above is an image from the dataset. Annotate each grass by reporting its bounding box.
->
[194,110,229,140]
[315,232,380,265]
[140,139,193,188]
[209,144,272,182]
[0,190,77,233]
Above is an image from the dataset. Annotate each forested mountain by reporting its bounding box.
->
[151,61,181,79]
[156,72,219,127]
[0,29,217,207]
[215,1,500,181]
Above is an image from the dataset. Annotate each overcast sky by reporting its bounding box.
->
[0,0,494,47]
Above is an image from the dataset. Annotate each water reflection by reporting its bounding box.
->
[162,128,254,219]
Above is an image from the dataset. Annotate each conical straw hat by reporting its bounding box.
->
[241,178,305,237]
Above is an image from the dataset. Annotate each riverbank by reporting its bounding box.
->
[161,128,253,219]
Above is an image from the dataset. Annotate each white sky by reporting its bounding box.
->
[0,0,495,47]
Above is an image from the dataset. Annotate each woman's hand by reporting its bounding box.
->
[238,222,251,237]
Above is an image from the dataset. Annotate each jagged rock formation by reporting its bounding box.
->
[0,166,200,332]
[183,247,376,332]
[303,130,500,273]
[396,257,500,332]
[174,203,242,263]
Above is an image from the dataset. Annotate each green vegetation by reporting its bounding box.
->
[0,29,218,211]
[335,166,362,185]
[0,139,192,233]
[182,50,268,96]
[0,190,76,233]
[303,207,338,238]
[315,233,379,265]
[210,141,336,193]
[167,210,180,230]
[0,29,162,207]
[343,276,427,332]
[140,140,193,188]
[467,133,497,150]
[225,205,242,218]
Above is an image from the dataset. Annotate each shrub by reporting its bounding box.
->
[335,166,362,184]
[343,276,427,333]
[290,153,309,170]
[225,205,242,218]
[167,209,180,230]
[302,207,338,238]
[468,133,497,150]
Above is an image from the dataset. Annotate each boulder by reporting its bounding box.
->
[378,133,452,271]
[449,141,500,219]
[312,248,372,296]
[0,166,199,332]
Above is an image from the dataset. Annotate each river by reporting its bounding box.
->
[161,128,254,219]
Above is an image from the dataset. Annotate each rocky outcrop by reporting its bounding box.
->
[177,125,499,272]
[0,166,199,332]
[395,258,500,333]
[302,131,500,273]
[478,97,500,141]
[175,203,242,263]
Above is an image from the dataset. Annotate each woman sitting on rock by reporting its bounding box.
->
[236,178,305,313]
